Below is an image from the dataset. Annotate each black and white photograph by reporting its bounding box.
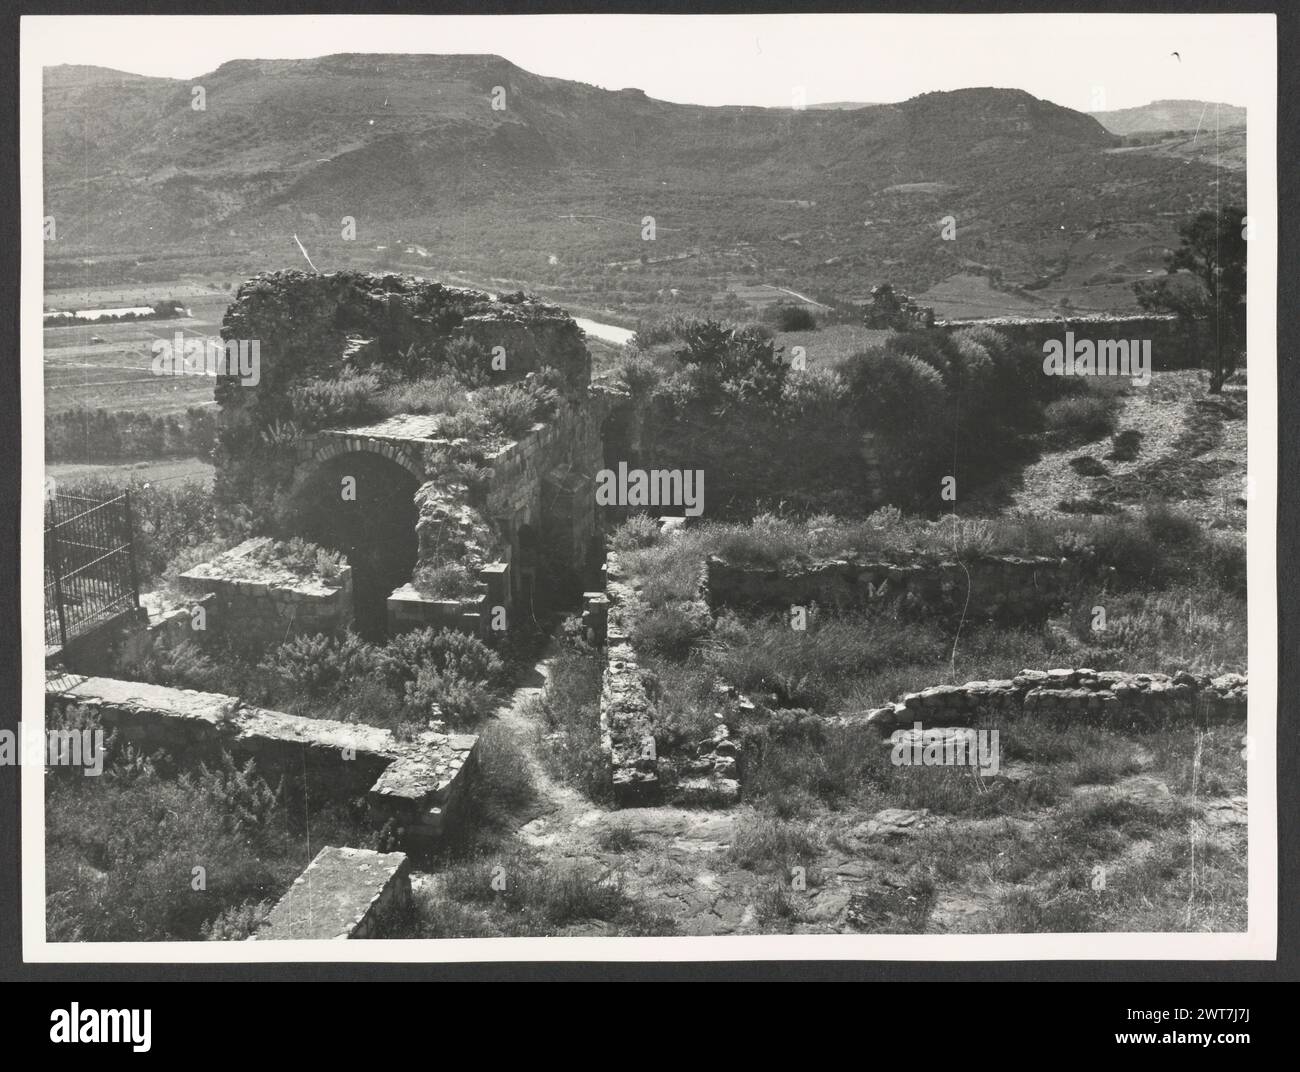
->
[15,9,1279,968]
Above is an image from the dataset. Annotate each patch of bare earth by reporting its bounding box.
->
[997,371,1246,531]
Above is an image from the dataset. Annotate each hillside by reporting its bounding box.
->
[1089,98,1246,135]
[43,57,1245,316]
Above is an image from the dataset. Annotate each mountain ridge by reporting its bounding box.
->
[42,54,1244,314]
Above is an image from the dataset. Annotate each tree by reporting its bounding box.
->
[1134,207,1247,393]
[673,320,788,406]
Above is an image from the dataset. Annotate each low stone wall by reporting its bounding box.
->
[601,549,740,807]
[45,672,478,850]
[705,552,1081,621]
[252,847,411,941]
[601,556,661,805]
[860,668,1248,731]
[178,538,353,644]
[937,313,1214,372]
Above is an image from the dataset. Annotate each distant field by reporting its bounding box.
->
[774,324,893,369]
[47,456,214,489]
[917,273,1048,319]
[44,285,231,415]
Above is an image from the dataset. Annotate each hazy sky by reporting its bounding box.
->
[25,13,1267,111]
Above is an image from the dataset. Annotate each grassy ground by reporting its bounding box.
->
[47,456,213,489]
[401,675,1246,935]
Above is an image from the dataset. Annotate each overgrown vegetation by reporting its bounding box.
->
[45,707,371,942]
[116,625,509,733]
[618,318,1123,516]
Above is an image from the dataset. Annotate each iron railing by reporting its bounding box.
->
[44,491,140,652]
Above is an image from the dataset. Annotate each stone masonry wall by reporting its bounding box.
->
[45,672,479,850]
[484,390,607,570]
[705,552,1082,621]
[601,548,740,807]
[252,847,412,941]
[212,271,595,574]
[860,668,1248,731]
[601,554,660,805]
[177,537,353,645]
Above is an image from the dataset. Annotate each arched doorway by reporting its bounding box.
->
[287,452,420,641]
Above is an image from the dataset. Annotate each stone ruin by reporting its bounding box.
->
[42,271,630,936]
[209,269,611,642]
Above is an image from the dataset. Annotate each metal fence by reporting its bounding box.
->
[44,492,140,652]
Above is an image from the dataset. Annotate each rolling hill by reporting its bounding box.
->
[42,56,1246,317]
[1089,98,1245,135]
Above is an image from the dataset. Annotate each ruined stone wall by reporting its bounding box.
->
[484,390,607,574]
[46,672,479,850]
[860,668,1248,731]
[213,270,591,528]
[600,555,661,805]
[601,550,740,807]
[252,846,412,941]
[705,552,1082,622]
[177,539,354,645]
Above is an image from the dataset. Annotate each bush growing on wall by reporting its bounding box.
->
[288,368,385,432]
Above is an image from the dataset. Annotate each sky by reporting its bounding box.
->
[24,12,1267,112]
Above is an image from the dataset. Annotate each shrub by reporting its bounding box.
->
[1043,395,1117,445]
[442,335,492,387]
[376,372,471,417]
[411,562,481,600]
[288,368,384,431]
[201,900,272,941]
[46,750,299,942]
[764,303,817,331]
[261,631,386,700]
[117,637,221,692]
[741,714,880,810]
[616,351,663,401]
[474,723,536,823]
[57,477,217,584]
[479,380,558,439]
[404,667,497,726]
[248,537,346,582]
[385,627,505,691]
[630,602,710,660]
[728,814,823,872]
[1069,456,1109,477]
[1106,429,1144,461]
[609,514,662,552]
[1204,536,1246,598]
[1142,502,1202,549]
[673,320,788,406]
[839,346,948,447]
[533,649,609,801]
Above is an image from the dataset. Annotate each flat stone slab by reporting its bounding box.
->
[253,847,410,940]
[45,672,478,845]
[178,536,350,597]
[327,414,447,442]
[851,808,934,839]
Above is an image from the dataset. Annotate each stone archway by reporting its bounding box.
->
[286,451,421,640]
